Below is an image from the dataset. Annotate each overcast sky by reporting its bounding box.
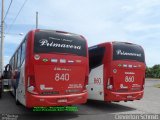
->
[1,0,160,67]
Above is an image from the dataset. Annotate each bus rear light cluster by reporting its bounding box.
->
[84,76,88,89]
[107,77,113,90]
[27,75,38,94]
[107,85,113,90]
[27,86,38,94]
[27,86,35,92]
[142,77,145,90]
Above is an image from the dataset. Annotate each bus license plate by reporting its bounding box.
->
[127,95,132,98]
[58,99,67,103]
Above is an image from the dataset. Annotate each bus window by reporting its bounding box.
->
[89,47,105,70]
[34,31,87,57]
[113,42,145,62]
[17,47,22,68]
[21,41,26,64]
[14,53,18,69]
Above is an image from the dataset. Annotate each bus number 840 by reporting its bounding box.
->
[55,73,70,81]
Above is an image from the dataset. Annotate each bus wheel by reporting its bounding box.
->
[15,89,20,105]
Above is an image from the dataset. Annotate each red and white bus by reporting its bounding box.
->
[87,42,145,102]
[8,29,88,107]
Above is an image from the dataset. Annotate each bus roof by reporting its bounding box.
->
[89,41,142,49]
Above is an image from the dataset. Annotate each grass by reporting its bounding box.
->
[154,84,160,88]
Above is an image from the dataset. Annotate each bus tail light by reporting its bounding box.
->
[27,75,38,94]
[84,76,88,89]
[107,77,113,90]
[142,77,145,90]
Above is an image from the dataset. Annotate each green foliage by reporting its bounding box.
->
[146,64,160,78]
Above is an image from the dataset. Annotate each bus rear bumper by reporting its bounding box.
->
[105,90,144,102]
[26,91,88,108]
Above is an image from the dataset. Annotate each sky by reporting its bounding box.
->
[1,0,160,67]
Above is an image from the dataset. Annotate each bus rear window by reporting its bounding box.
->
[34,31,87,57]
[113,42,145,62]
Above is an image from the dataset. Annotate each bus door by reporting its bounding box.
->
[88,65,104,100]
[88,47,105,100]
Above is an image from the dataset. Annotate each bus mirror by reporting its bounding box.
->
[3,64,12,79]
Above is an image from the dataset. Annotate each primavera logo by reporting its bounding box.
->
[39,39,81,50]
[116,49,141,57]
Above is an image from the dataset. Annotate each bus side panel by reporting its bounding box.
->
[25,31,33,107]
[17,61,26,106]
[87,65,104,101]
[103,43,113,102]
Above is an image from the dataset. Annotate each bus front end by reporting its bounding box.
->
[105,42,145,102]
[26,30,88,107]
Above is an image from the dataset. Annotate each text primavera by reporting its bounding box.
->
[39,39,81,50]
[116,50,141,57]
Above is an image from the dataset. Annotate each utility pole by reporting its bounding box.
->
[1,0,4,76]
[36,11,38,29]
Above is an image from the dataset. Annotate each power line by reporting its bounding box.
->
[4,0,13,21]
[6,0,28,33]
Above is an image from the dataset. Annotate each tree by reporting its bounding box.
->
[146,64,160,78]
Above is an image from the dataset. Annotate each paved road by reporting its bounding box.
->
[0,79,160,120]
